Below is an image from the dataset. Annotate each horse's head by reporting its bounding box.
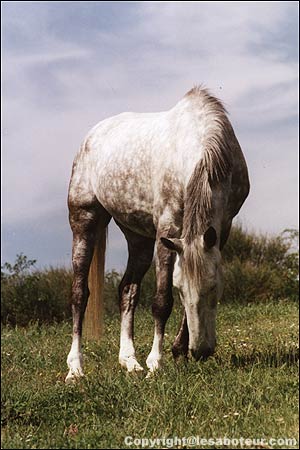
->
[161,226,223,360]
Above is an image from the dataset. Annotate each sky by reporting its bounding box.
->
[2,1,299,271]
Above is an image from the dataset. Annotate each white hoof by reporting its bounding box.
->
[66,353,84,383]
[146,354,162,374]
[119,356,144,373]
[65,367,84,384]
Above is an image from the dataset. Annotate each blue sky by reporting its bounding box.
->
[2,1,299,271]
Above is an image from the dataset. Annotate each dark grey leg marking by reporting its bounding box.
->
[66,199,111,382]
[172,312,189,359]
[146,238,175,372]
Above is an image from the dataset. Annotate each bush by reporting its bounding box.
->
[222,226,299,303]
[103,270,122,315]
[222,225,294,267]
[1,227,298,326]
[1,254,72,326]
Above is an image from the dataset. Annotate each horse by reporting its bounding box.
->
[65,86,250,382]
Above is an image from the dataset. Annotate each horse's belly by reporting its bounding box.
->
[112,210,156,238]
[95,172,156,238]
[99,196,156,238]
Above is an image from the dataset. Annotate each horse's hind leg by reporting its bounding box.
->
[66,198,111,383]
[116,223,155,372]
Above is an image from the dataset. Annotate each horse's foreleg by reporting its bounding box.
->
[117,226,154,373]
[146,240,175,374]
[119,277,144,373]
[172,312,189,360]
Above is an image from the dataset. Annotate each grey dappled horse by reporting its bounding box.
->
[66,87,250,382]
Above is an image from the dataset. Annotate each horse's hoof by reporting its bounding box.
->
[146,355,162,374]
[65,369,84,384]
[172,344,188,361]
[119,356,144,373]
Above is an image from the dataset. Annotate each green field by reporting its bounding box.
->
[1,300,299,449]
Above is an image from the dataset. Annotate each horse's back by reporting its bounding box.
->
[78,110,175,237]
[69,91,249,238]
[86,110,171,162]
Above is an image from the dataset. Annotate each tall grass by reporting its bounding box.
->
[1,301,299,449]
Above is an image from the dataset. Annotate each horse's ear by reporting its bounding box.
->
[160,237,183,254]
[203,226,217,250]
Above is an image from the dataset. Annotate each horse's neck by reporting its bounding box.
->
[151,109,206,188]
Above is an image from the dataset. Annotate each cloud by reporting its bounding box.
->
[2,1,298,269]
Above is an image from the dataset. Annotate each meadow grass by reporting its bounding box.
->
[1,300,299,449]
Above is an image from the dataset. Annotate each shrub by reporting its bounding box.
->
[103,270,122,315]
[1,254,72,326]
[222,226,299,303]
[1,227,298,326]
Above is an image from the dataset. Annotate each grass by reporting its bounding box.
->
[1,300,299,449]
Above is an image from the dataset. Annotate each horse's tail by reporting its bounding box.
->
[84,227,107,340]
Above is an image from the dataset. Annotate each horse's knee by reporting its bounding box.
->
[119,282,140,313]
[118,258,151,313]
[152,294,173,321]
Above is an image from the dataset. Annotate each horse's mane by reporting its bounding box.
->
[182,86,233,278]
